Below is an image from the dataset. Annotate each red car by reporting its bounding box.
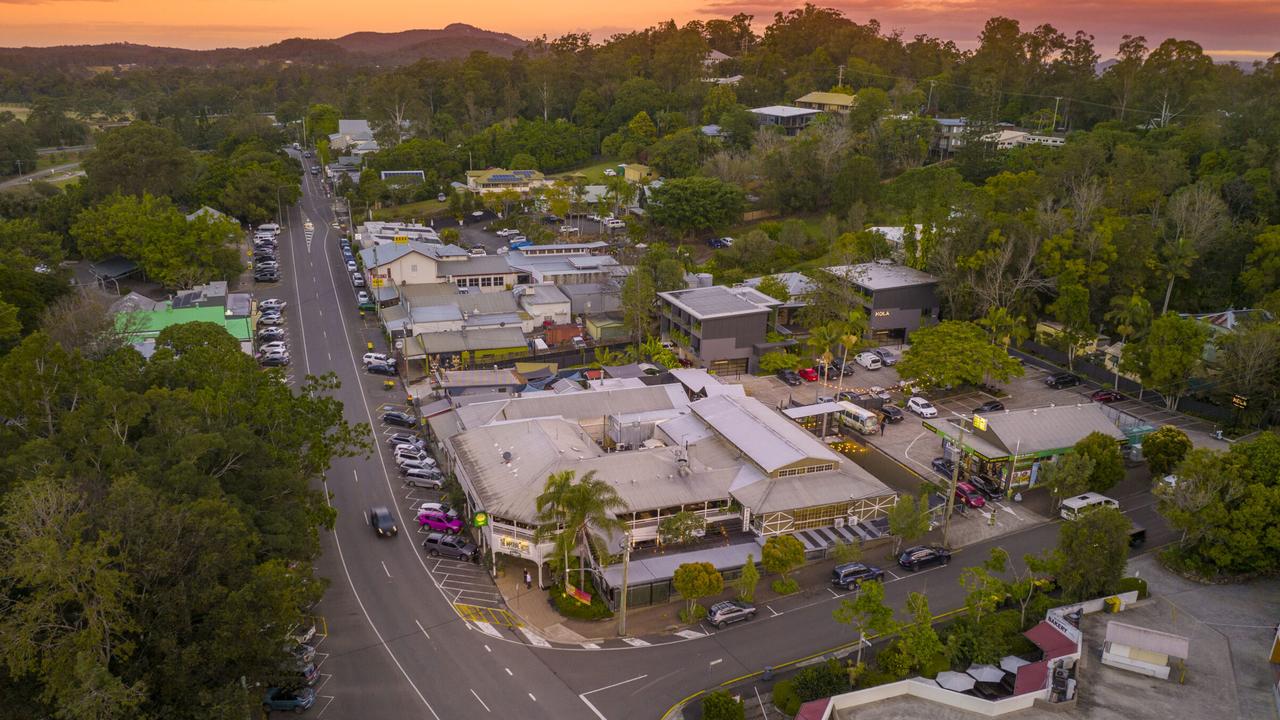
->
[1090,389,1124,403]
[798,367,819,382]
[955,482,987,509]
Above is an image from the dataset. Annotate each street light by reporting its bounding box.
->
[617,531,632,637]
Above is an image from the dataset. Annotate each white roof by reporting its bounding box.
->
[691,394,841,474]
[750,105,821,118]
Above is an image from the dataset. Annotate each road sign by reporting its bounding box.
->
[370,278,384,288]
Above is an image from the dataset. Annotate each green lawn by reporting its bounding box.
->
[548,159,624,185]
[371,198,448,221]
[0,104,31,120]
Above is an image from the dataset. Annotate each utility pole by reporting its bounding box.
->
[925,80,936,115]
[1050,96,1062,134]
[617,532,632,637]
[941,415,968,547]
[836,64,845,88]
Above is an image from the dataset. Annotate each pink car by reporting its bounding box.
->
[417,510,463,534]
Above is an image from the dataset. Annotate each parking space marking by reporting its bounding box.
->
[314,673,333,691]
[827,588,843,598]
[314,695,336,717]
[767,605,780,617]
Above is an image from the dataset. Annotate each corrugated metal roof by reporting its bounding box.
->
[980,403,1126,455]
[691,394,840,473]
[414,327,526,355]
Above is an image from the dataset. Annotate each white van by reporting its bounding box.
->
[837,401,881,435]
[854,352,883,370]
[1059,492,1119,520]
[258,223,281,236]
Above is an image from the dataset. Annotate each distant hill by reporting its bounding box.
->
[0,23,526,71]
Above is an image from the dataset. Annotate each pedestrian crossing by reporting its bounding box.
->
[455,603,522,628]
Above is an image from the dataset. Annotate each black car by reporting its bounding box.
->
[898,545,951,571]
[930,456,955,478]
[422,532,477,561]
[366,363,397,377]
[880,405,904,423]
[707,600,756,629]
[1045,372,1081,389]
[831,562,885,590]
[370,506,397,537]
[822,365,843,380]
[967,474,1006,501]
[776,369,802,386]
[973,400,1005,413]
[382,411,416,428]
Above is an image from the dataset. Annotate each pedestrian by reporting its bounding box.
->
[523,569,532,590]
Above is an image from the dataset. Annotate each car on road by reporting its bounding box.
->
[954,481,987,508]
[776,369,802,386]
[869,348,897,366]
[973,400,1005,414]
[351,272,365,288]
[366,363,396,377]
[345,260,357,272]
[880,405,904,423]
[707,600,756,629]
[967,474,1006,501]
[262,686,316,713]
[1045,372,1081,389]
[798,367,819,382]
[422,532,477,561]
[417,510,463,533]
[907,396,937,417]
[1090,389,1124,403]
[830,562,885,590]
[386,432,423,447]
[403,469,444,489]
[259,299,286,312]
[381,411,416,427]
[930,456,955,478]
[897,545,951,571]
[369,506,398,537]
[363,352,390,365]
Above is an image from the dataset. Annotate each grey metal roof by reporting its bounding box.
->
[453,384,689,431]
[658,285,778,320]
[464,312,523,329]
[441,255,515,276]
[750,105,821,118]
[824,262,938,291]
[933,403,1126,458]
[413,327,527,355]
[440,369,522,388]
[411,305,463,324]
[741,272,814,302]
[515,284,570,306]
[416,291,519,315]
[691,394,841,473]
[728,462,891,513]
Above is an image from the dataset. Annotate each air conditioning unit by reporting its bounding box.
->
[834,517,846,529]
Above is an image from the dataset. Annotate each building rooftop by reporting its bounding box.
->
[515,284,570,306]
[930,403,1127,460]
[825,262,939,291]
[741,272,815,302]
[357,240,469,269]
[750,105,822,118]
[795,91,856,107]
[659,285,780,320]
[439,369,523,389]
[411,327,527,356]
[691,393,841,474]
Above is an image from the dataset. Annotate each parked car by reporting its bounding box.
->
[907,396,938,417]
[418,502,457,519]
[258,327,286,341]
[1045,372,1081,389]
[254,272,279,283]
[495,228,520,237]
[397,458,436,473]
[258,298,287,312]
[707,600,756,629]
[293,662,319,686]
[830,562,885,591]
[797,367,819,382]
[345,260,357,272]
[417,510,463,533]
[560,225,579,234]
[351,273,365,288]
[967,474,1006,501]
[403,469,444,489]
[369,506,398,537]
[366,363,396,377]
[897,545,952,571]
[393,447,429,462]
[356,291,374,309]
[973,400,1005,414]
[255,261,279,272]
[854,352,883,370]
[776,369,802,386]
[880,405,904,423]
[954,481,987,508]
[386,432,424,448]
[1090,389,1124,403]
[869,348,897,366]
[381,411,416,427]
[288,642,317,665]
[422,532,477,561]
[259,354,290,367]
[257,314,284,327]
[930,456,955,478]
[258,341,288,354]
[262,687,316,713]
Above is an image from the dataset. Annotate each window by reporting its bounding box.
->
[410,264,418,273]
[481,277,494,287]
[775,463,837,478]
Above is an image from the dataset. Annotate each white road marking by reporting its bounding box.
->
[579,675,649,720]
[622,637,650,647]
[505,667,513,676]
[381,561,391,578]
[886,570,902,581]
[473,622,502,639]
[484,644,491,652]
[520,628,553,648]
[529,693,537,702]
[353,469,358,484]
[315,695,336,717]
[470,689,491,713]
[828,588,842,598]
[709,658,723,666]
[580,642,599,649]
[676,629,706,639]
[768,605,780,617]
[414,619,430,640]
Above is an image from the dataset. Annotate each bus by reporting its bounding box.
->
[1059,492,1119,521]
[837,401,881,436]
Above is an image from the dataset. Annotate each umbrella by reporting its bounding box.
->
[935,671,977,692]
[1000,656,1031,674]
[966,664,1005,683]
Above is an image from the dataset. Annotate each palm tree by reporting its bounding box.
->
[977,306,1028,351]
[534,470,628,590]
[1104,292,1152,388]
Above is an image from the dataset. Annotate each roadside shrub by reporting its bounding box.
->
[771,578,799,595]
[770,679,801,717]
[548,579,613,621]
[678,604,708,623]
[1115,576,1149,599]
[701,690,745,720]
[793,659,849,702]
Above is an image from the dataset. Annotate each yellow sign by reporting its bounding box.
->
[370,278,384,288]
[393,235,409,244]
[972,414,988,431]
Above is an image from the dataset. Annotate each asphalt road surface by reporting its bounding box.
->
[278,153,1173,719]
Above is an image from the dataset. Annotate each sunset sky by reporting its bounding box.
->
[2,0,1277,61]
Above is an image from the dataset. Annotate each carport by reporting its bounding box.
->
[782,401,844,438]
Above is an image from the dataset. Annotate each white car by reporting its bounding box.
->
[511,235,527,243]
[259,299,287,312]
[397,458,436,473]
[854,352,883,370]
[258,341,288,354]
[560,225,579,233]
[468,247,487,256]
[418,502,457,518]
[394,446,431,461]
[907,397,938,418]
[404,471,444,489]
[346,260,357,272]
[356,290,371,304]
[587,214,601,222]
[495,228,519,237]
[603,168,617,177]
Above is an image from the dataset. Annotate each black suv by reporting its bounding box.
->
[422,532,477,561]
[898,545,951,571]
[830,562,885,590]
[707,600,756,629]
[880,405,904,423]
[973,400,1005,413]
[930,456,955,478]
[381,411,416,427]
[776,369,802,386]
[1045,372,1081,389]
[968,474,1006,501]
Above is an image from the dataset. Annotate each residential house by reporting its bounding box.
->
[749,106,821,136]
[740,272,815,329]
[822,261,939,341]
[658,284,781,375]
[328,119,377,153]
[1181,308,1275,364]
[358,241,519,295]
[465,168,548,194]
[980,128,1066,150]
[933,117,968,155]
[506,244,620,285]
[705,75,744,86]
[794,91,856,114]
[624,164,656,183]
[185,205,231,223]
[703,49,732,70]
